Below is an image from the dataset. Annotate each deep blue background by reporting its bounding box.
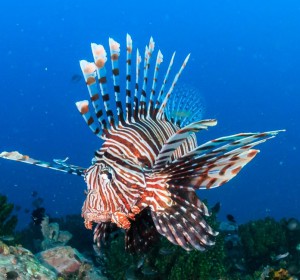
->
[0,0,299,228]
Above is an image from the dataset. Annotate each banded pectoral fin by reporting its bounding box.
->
[0,151,86,176]
[166,130,285,189]
[144,174,217,251]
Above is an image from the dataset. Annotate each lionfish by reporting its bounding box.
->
[0,35,283,253]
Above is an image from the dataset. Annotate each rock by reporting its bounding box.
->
[37,245,107,279]
[37,246,86,275]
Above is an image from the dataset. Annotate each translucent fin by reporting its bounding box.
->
[0,151,86,176]
[166,85,206,127]
[125,208,159,253]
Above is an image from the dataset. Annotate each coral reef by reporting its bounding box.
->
[5,198,300,280]
[52,214,94,253]
[101,211,227,280]
[0,240,57,280]
[100,215,300,279]
[40,216,72,250]
[0,194,17,237]
[238,217,288,271]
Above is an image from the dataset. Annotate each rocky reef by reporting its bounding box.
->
[1,194,300,279]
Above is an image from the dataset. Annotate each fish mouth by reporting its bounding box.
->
[82,211,111,229]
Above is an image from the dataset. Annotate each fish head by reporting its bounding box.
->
[81,152,146,229]
[81,162,115,228]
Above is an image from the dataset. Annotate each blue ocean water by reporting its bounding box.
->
[0,0,299,231]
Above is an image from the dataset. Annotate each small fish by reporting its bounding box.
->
[1,236,14,243]
[0,35,284,253]
[14,205,21,211]
[31,191,38,197]
[271,252,289,261]
[0,235,15,242]
[296,243,300,251]
[227,214,236,223]
[71,74,82,83]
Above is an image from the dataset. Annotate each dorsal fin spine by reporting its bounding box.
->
[75,100,105,139]
[147,50,163,118]
[140,37,155,119]
[157,54,191,120]
[91,43,115,129]
[79,60,107,137]
[153,52,176,118]
[109,38,124,125]
[133,49,141,121]
[125,34,133,122]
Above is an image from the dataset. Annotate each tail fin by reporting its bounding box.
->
[0,151,85,176]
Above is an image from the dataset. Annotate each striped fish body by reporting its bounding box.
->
[0,35,284,252]
[81,117,196,230]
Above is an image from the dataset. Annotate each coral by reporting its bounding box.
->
[0,241,57,279]
[102,210,227,280]
[165,234,226,280]
[40,216,72,250]
[0,194,17,236]
[52,214,94,253]
[238,217,288,271]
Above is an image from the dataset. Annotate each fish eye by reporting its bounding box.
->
[100,169,113,181]
[107,172,112,180]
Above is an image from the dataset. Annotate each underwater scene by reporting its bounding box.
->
[0,0,299,279]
